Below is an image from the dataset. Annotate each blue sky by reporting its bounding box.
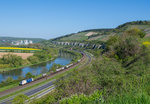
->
[0,0,149,39]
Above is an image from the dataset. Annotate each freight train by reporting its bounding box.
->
[19,59,82,86]
[55,59,81,72]
[19,73,47,86]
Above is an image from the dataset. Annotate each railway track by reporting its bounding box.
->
[0,52,92,104]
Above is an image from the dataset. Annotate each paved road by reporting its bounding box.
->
[24,80,54,96]
[32,86,55,99]
[0,52,92,104]
[0,80,55,104]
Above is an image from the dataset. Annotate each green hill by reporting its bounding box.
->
[31,21,150,104]
[51,21,150,42]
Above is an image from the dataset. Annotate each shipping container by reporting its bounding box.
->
[61,67,65,70]
[78,60,81,62]
[56,68,61,72]
[42,73,47,77]
[26,78,34,83]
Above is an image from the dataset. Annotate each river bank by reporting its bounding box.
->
[0,52,86,101]
[0,50,75,83]
[0,55,58,73]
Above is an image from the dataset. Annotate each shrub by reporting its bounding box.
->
[27,56,39,64]
[60,90,104,104]
[6,77,14,83]
[12,94,28,104]
[114,36,142,62]
[50,64,63,72]
[34,52,48,61]
[124,28,146,38]
[106,34,146,65]
[25,72,33,79]
[106,35,119,46]
[34,50,52,61]
[106,92,150,104]
[1,54,23,67]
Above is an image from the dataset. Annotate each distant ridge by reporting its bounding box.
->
[50,20,150,42]
[0,36,45,45]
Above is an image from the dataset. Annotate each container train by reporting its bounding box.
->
[55,59,81,72]
[19,59,82,86]
[19,73,47,86]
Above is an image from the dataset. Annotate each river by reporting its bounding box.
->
[0,51,74,82]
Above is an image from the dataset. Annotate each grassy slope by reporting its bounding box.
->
[60,32,89,41]
[51,23,150,42]
[58,49,150,104]
[95,24,150,41]
[35,21,150,104]
[33,50,150,104]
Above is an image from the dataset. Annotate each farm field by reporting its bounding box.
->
[0,52,33,59]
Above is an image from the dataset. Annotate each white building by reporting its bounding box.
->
[11,40,33,45]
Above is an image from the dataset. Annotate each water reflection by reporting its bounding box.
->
[0,51,73,82]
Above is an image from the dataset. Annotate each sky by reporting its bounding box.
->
[0,0,149,39]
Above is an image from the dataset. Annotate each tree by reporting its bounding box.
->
[50,64,63,72]
[106,35,119,46]
[51,64,57,72]
[25,72,33,79]
[12,94,28,104]
[139,31,146,38]
[1,54,23,67]
[27,56,39,64]
[18,76,23,80]
[34,51,48,61]
[124,28,146,38]
[6,77,13,83]
[114,36,141,61]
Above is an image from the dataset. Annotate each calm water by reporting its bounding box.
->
[0,51,74,82]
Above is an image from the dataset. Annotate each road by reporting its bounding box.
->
[34,86,55,99]
[0,80,55,104]
[0,52,85,98]
[0,52,92,104]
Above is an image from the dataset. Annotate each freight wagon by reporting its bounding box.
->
[56,68,62,72]
[42,73,47,77]
[78,60,81,62]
